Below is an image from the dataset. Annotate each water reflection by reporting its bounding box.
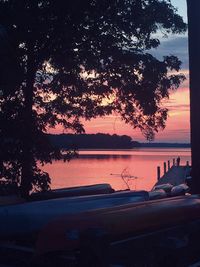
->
[77,154,132,159]
[42,148,191,192]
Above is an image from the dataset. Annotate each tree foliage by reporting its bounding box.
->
[0,0,186,196]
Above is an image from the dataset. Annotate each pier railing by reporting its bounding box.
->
[157,158,190,181]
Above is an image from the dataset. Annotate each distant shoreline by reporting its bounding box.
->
[140,143,191,148]
[48,133,190,149]
[66,146,191,151]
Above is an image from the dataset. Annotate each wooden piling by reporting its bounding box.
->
[177,157,180,166]
[173,159,175,166]
[164,162,167,174]
[167,160,170,171]
[157,166,161,180]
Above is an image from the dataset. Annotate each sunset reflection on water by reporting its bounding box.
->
[42,148,191,192]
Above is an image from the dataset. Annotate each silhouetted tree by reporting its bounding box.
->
[0,0,186,197]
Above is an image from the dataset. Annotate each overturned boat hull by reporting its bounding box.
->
[36,194,200,255]
[29,183,115,201]
[0,190,149,239]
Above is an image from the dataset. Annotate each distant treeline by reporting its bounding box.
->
[48,134,191,149]
[48,133,140,149]
[140,143,191,148]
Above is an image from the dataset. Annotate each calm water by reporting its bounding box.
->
[42,148,191,192]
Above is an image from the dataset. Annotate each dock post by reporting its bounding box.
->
[157,166,161,180]
[164,162,167,174]
[177,156,180,166]
[173,158,175,166]
[168,160,170,171]
[186,161,189,166]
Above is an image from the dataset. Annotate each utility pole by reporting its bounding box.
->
[187,0,200,193]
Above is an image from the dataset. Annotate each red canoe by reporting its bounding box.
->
[36,194,200,255]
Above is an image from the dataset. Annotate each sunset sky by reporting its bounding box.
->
[58,1,190,143]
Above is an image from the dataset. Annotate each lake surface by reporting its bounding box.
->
[42,148,191,192]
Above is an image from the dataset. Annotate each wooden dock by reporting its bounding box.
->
[154,165,191,187]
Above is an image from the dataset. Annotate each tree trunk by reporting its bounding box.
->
[20,46,35,198]
[187,0,200,193]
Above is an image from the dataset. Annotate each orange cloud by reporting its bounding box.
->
[81,86,190,143]
[49,86,190,143]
